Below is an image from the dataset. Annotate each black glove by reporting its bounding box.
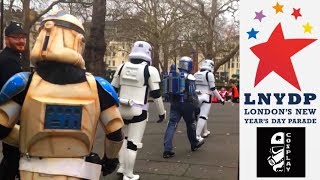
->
[101,154,119,176]
[219,99,225,105]
[157,114,165,123]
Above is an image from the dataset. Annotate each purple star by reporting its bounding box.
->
[254,10,266,22]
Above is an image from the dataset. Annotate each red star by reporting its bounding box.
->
[291,8,302,20]
[250,23,316,91]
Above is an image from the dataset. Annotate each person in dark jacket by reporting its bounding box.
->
[0,21,27,180]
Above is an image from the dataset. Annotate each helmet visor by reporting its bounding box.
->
[179,60,192,72]
[271,146,284,154]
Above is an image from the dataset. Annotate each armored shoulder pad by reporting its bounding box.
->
[148,66,161,83]
[207,72,215,82]
[0,72,30,104]
[187,74,196,81]
[194,71,201,76]
[95,76,119,106]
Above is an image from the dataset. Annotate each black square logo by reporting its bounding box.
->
[257,127,305,177]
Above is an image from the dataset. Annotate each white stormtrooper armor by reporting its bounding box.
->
[268,132,285,172]
[118,61,149,117]
[112,41,166,180]
[195,59,224,140]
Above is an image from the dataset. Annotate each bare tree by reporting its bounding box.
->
[7,0,238,74]
[105,0,239,73]
[83,0,106,76]
[178,0,239,72]
[57,0,93,22]
[105,0,189,72]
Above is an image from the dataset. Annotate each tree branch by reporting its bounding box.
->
[29,0,93,28]
[214,43,239,72]
[180,0,210,20]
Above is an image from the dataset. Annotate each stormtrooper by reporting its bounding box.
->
[194,59,224,140]
[111,41,166,180]
[0,11,124,179]
[267,132,285,172]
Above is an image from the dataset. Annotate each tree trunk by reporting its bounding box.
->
[205,0,217,60]
[205,19,214,59]
[153,42,160,70]
[22,0,31,71]
[163,43,169,73]
[83,0,106,76]
[192,48,198,73]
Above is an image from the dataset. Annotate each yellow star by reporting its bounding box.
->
[303,22,313,34]
[273,2,284,14]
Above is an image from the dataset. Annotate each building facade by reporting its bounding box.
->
[105,41,131,71]
[216,53,240,85]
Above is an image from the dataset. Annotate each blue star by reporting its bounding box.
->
[247,28,259,39]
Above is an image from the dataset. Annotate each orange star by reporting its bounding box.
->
[273,2,284,14]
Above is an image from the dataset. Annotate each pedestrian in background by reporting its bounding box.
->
[0,21,27,180]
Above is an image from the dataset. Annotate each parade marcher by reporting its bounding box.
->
[162,56,204,159]
[0,21,27,180]
[226,88,233,102]
[0,11,124,179]
[194,59,224,139]
[219,87,227,101]
[111,41,166,180]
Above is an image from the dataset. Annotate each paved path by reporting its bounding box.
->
[97,102,239,180]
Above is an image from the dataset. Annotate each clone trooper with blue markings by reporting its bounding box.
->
[194,59,224,140]
[0,11,124,180]
[111,41,166,180]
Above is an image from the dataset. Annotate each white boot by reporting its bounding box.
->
[202,130,211,137]
[196,118,206,139]
[123,175,140,180]
[117,139,127,174]
[197,135,204,142]
[202,122,211,137]
[123,149,140,180]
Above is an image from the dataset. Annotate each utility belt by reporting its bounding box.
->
[119,98,149,111]
[169,94,193,103]
[19,155,101,180]
[196,90,212,104]
[195,90,211,95]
